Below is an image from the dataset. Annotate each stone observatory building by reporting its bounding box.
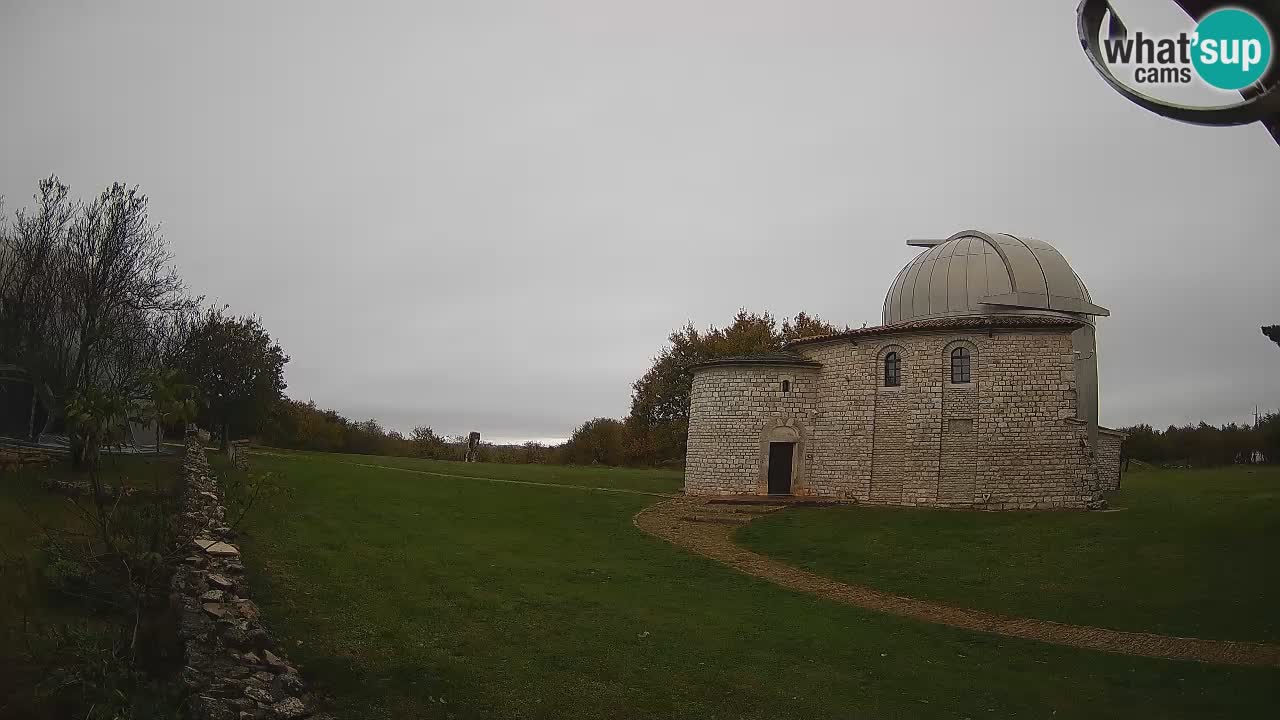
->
[685,230,1125,510]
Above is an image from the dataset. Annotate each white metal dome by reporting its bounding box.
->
[882,230,1108,326]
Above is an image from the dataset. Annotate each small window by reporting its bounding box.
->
[884,352,900,387]
[951,347,971,384]
[781,380,791,393]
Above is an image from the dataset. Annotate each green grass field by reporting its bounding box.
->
[232,452,1280,719]
[257,448,684,495]
[739,466,1280,643]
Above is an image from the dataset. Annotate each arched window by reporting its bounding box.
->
[884,352,900,387]
[951,347,971,384]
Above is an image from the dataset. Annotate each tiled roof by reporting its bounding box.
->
[690,351,822,371]
[784,314,1083,348]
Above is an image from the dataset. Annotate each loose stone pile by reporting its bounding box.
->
[42,476,138,497]
[173,429,328,720]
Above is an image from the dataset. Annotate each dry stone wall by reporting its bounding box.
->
[0,445,52,471]
[173,430,329,720]
[686,328,1105,509]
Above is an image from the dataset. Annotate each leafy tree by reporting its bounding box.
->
[1261,412,1280,462]
[64,386,132,474]
[259,398,445,458]
[520,441,552,464]
[136,366,199,453]
[781,311,844,343]
[261,399,345,452]
[178,307,288,446]
[411,425,446,458]
[562,417,628,465]
[1118,418,1277,466]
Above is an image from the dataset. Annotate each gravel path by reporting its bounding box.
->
[634,497,1280,668]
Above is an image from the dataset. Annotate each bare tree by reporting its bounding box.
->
[54,184,190,465]
[62,183,188,391]
[1,177,194,464]
[0,176,75,383]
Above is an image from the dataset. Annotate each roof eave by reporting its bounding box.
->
[689,359,822,372]
[784,316,1085,349]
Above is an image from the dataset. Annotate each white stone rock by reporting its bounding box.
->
[193,538,240,557]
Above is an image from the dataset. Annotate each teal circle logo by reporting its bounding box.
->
[1191,8,1272,90]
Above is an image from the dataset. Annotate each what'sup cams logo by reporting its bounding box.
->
[1078,1,1280,140]
[1097,6,1273,90]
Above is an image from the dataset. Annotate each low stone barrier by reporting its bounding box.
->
[172,429,328,720]
[0,446,53,471]
[42,476,138,498]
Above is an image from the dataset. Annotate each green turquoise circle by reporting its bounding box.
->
[1191,8,1272,90]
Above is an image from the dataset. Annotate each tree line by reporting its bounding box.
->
[259,398,558,464]
[1119,416,1279,467]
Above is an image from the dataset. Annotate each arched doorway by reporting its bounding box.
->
[764,424,801,495]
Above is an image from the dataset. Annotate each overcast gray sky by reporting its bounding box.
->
[2,0,1277,443]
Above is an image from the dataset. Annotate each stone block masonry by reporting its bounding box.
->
[686,326,1106,510]
[173,429,331,720]
[686,365,818,496]
[1098,428,1126,492]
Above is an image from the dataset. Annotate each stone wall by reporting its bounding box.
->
[173,430,327,720]
[686,327,1104,509]
[686,365,818,495]
[1098,428,1126,492]
[0,445,52,472]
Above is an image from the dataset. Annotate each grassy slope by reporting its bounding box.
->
[236,453,1278,720]
[739,466,1280,643]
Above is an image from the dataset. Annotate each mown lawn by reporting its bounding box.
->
[235,452,1279,719]
[739,466,1280,643]
[254,448,684,495]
